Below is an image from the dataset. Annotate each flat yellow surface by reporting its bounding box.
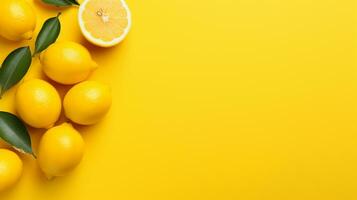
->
[0,0,356,199]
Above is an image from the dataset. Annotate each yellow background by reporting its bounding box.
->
[0,0,356,199]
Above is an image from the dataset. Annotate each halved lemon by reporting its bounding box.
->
[78,0,132,47]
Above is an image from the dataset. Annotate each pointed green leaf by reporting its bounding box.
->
[34,13,61,55]
[0,47,32,97]
[0,112,34,156]
[41,0,79,7]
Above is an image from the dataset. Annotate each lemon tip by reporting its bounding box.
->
[21,31,33,40]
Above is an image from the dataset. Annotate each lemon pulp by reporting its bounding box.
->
[78,0,131,47]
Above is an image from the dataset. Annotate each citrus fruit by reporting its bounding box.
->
[0,149,23,192]
[64,81,111,125]
[0,0,36,41]
[78,0,132,47]
[15,79,61,129]
[38,123,85,179]
[40,41,98,85]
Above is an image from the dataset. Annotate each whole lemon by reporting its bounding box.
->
[15,79,61,129]
[38,123,84,179]
[0,149,23,192]
[40,41,97,85]
[64,81,111,125]
[0,0,36,41]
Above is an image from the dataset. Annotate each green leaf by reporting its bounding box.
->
[0,47,32,97]
[0,112,34,157]
[34,13,61,55]
[41,0,79,6]
[66,0,80,5]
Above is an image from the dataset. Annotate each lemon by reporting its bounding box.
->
[15,79,61,129]
[0,0,36,41]
[78,0,131,47]
[40,41,98,85]
[38,123,84,179]
[0,149,22,192]
[64,81,111,125]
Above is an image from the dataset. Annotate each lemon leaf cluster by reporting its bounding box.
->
[0,14,61,97]
[0,14,61,156]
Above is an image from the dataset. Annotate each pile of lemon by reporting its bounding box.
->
[0,0,131,191]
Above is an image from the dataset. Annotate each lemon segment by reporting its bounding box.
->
[0,149,23,192]
[78,0,131,47]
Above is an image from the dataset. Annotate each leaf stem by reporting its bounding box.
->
[0,86,3,99]
[32,152,37,159]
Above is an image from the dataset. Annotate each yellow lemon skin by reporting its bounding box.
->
[0,0,36,41]
[0,149,23,192]
[15,79,61,129]
[64,81,111,125]
[38,123,84,179]
[40,41,98,85]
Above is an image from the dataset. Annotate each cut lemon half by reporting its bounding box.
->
[78,0,131,47]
